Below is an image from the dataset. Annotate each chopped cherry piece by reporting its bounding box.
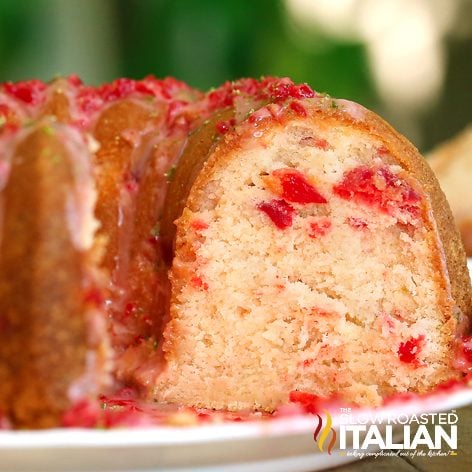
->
[257,199,294,229]
[462,336,472,363]
[289,101,307,117]
[333,165,421,219]
[67,74,83,87]
[311,307,334,316]
[398,335,424,364]
[272,169,327,204]
[289,83,315,99]
[190,276,209,290]
[191,219,209,231]
[300,136,330,150]
[216,118,236,134]
[346,217,367,229]
[84,287,104,306]
[268,81,315,101]
[308,218,332,238]
[3,80,46,105]
[99,78,140,101]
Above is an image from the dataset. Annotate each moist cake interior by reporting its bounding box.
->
[159,119,456,410]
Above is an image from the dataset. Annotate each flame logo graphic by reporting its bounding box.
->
[314,409,337,454]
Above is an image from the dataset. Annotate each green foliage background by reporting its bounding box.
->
[0,0,470,151]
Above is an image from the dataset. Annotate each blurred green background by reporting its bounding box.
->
[0,0,470,152]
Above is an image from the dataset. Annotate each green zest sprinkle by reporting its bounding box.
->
[150,223,161,238]
[101,402,107,410]
[331,100,338,109]
[165,166,176,182]
[245,108,255,119]
[0,116,5,128]
[42,125,55,136]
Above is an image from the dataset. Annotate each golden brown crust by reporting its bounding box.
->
[40,80,72,124]
[93,100,163,276]
[0,126,91,428]
[161,108,234,261]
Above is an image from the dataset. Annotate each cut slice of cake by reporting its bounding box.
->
[157,88,472,410]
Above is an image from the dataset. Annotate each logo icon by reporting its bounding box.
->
[314,409,337,454]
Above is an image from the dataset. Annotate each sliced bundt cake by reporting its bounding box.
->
[0,76,470,427]
[157,84,471,410]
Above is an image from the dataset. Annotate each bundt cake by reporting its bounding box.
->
[428,126,472,256]
[0,76,470,428]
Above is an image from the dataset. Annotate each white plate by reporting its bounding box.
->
[1,259,471,472]
[1,387,471,472]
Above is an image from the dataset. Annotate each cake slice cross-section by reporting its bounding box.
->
[156,92,471,410]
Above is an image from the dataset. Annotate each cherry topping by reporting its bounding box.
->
[289,101,307,117]
[257,199,294,229]
[67,74,83,87]
[207,77,315,111]
[272,169,327,204]
[3,79,46,105]
[268,81,315,101]
[290,83,316,99]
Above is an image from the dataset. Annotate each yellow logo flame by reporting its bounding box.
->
[314,409,337,454]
